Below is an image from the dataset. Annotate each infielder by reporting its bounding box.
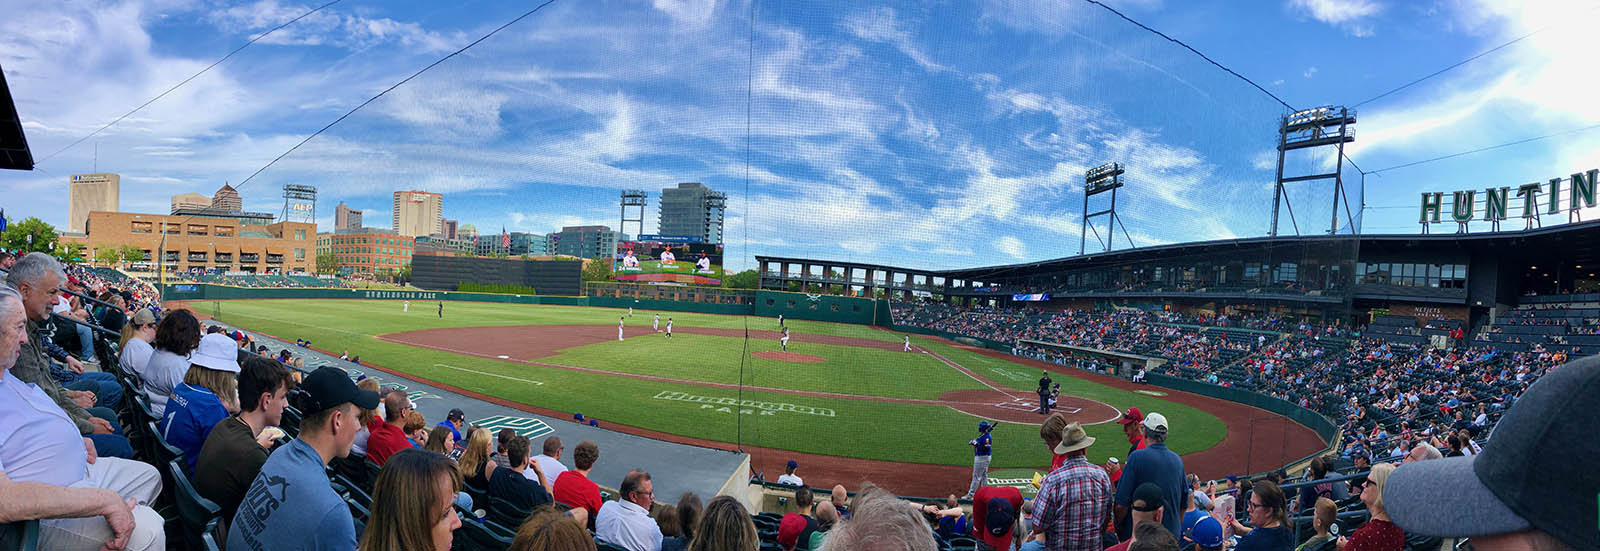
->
[965,421,995,499]
[437,301,443,318]
[653,313,660,332]
[618,316,625,341]
[665,318,673,338]
[778,314,784,327]
[780,327,790,352]
[904,335,911,352]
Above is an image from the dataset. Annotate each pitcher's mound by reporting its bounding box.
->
[755,351,825,363]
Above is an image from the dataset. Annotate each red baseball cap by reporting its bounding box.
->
[1117,406,1144,425]
[777,513,807,549]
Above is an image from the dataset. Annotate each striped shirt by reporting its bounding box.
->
[1032,455,1113,551]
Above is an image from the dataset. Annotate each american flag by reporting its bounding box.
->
[501,226,510,248]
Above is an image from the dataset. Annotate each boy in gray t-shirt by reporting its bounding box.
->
[229,366,379,551]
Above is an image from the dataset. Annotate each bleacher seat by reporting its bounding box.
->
[485,496,531,535]
[0,520,39,551]
[456,517,515,551]
[168,459,222,551]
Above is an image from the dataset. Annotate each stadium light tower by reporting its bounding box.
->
[620,190,647,238]
[1081,162,1135,255]
[282,184,317,224]
[1269,106,1356,236]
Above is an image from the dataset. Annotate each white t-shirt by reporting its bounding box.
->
[528,455,568,482]
[777,473,803,486]
[0,370,90,487]
[144,349,192,417]
[119,338,155,380]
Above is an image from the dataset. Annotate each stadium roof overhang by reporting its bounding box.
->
[761,221,1600,281]
[0,64,34,170]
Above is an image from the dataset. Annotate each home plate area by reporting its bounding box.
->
[937,389,1115,425]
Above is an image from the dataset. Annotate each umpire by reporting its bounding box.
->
[1037,371,1053,414]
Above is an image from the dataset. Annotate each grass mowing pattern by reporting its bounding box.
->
[208,299,1224,468]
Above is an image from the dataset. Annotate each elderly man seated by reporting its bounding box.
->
[0,286,165,550]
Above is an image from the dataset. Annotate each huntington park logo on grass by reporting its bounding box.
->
[652,391,835,417]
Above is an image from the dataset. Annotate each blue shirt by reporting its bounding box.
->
[1114,442,1186,538]
[1235,525,1294,551]
[160,383,231,474]
[973,432,992,456]
[228,438,354,551]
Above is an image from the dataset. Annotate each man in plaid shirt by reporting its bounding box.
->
[1030,421,1113,551]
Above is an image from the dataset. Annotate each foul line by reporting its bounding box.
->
[433,363,544,385]
[922,349,1022,400]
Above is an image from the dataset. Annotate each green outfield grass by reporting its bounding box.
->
[206,299,1225,468]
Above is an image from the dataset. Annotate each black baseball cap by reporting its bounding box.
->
[1131,482,1165,512]
[448,408,466,422]
[297,366,380,416]
[1383,358,1599,551]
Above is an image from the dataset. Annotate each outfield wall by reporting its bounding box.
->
[161,284,881,324]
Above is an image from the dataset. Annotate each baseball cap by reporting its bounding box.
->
[1190,516,1225,549]
[190,333,241,373]
[1118,406,1144,425]
[982,496,1017,549]
[448,408,466,422]
[1131,483,1165,512]
[786,459,798,470]
[1142,412,1169,433]
[777,513,807,548]
[295,366,381,416]
[130,308,158,326]
[1383,359,1599,551]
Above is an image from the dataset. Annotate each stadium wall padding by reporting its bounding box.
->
[751,291,878,325]
[410,255,582,296]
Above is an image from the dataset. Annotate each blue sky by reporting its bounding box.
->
[4,0,1598,271]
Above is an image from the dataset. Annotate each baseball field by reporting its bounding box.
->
[201,299,1322,487]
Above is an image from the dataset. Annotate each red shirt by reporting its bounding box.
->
[552,470,602,520]
[1051,453,1067,471]
[1345,519,1404,551]
[1106,539,1133,551]
[364,418,412,466]
[970,485,1023,548]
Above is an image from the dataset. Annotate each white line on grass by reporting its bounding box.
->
[433,363,545,386]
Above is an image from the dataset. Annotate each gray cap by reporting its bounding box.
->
[1382,357,1599,551]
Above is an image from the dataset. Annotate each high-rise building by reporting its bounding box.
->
[392,190,443,237]
[458,224,479,241]
[68,173,120,233]
[657,182,726,244]
[443,219,459,240]
[335,201,363,231]
[549,225,628,259]
[211,183,242,212]
[170,192,210,214]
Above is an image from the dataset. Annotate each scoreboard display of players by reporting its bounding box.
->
[614,235,724,285]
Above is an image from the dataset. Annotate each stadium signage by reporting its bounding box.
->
[634,234,702,244]
[1420,168,1599,225]
[1012,293,1052,301]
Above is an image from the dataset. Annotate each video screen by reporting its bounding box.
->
[614,238,723,285]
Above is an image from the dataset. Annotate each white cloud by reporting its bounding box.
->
[1303,66,1318,78]
[1287,0,1383,34]
[651,0,720,29]
[206,0,460,53]
[841,7,947,72]
[995,236,1026,258]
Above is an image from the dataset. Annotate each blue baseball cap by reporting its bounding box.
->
[1190,516,1224,549]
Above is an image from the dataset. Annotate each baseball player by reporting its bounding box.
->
[665,318,673,338]
[653,313,660,332]
[778,314,784,327]
[904,335,911,352]
[628,306,633,317]
[965,420,995,499]
[780,327,790,352]
[403,299,409,313]
[618,316,625,341]
[437,301,443,318]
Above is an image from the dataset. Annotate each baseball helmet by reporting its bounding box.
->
[978,420,991,432]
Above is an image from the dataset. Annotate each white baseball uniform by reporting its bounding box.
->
[653,314,660,331]
[618,319,624,341]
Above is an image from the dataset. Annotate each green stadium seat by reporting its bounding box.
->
[167,459,221,551]
[0,520,39,551]
[457,518,515,550]
[485,496,531,533]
